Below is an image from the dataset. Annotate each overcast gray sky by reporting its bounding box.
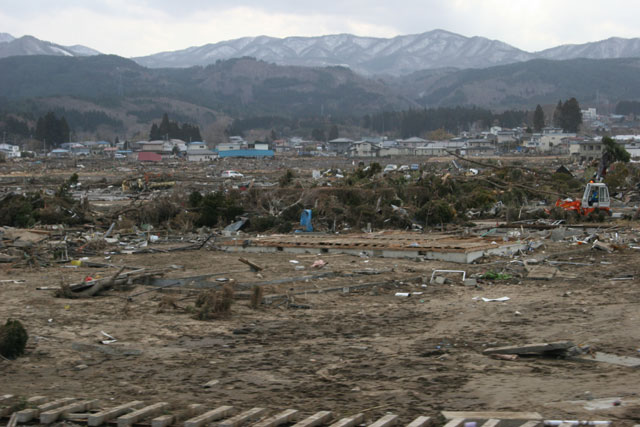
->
[1,0,638,57]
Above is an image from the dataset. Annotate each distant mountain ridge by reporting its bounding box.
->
[0,34,100,59]
[133,30,640,76]
[3,30,640,76]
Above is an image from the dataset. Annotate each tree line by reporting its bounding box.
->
[149,113,202,142]
[363,107,528,137]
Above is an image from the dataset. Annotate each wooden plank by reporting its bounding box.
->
[406,416,431,427]
[481,420,500,427]
[184,406,235,427]
[185,404,206,417]
[518,422,539,427]
[88,401,145,426]
[328,413,364,427]
[483,342,573,356]
[6,413,17,427]
[572,352,640,368]
[40,400,98,424]
[251,409,299,427]
[220,408,267,427]
[152,414,175,427]
[39,398,77,412]
[27,396,48,405]
[442,419,465,427]
[0,395,14,402]
[15,409,39,423]
[65,413,92,421]
[16,397,75,422]
[292,411,333,427]
[369,414,398,427]
[558,424,574,427]
[117,402,169,427]
[442,412,543,421]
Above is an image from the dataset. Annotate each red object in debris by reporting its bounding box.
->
[84,276,93,282]
[138,152,162,162]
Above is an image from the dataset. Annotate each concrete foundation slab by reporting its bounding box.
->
[219,233,528,264]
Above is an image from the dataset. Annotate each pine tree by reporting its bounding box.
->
[533,105,545,132]
[561,98,582,133]
[328,125,339,141]
[553,100,563,128]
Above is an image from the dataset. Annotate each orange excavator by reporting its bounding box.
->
[556,151,612,216]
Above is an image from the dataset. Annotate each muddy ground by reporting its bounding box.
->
[2,235,640,424]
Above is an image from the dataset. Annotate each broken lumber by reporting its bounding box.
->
[117,402,169,427]
[184,406,235,427]
[483,342,574,356]
[252,409,299,427]
[328,414,364,427]
[368,414,398,427]
[442,411,543,420]
[88,401,144,426]
[219,408,266,427]
[239,257,263,272]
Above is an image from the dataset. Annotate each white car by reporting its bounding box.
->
[383,164,398,173]
[398,165,410,171]
[221,170,244,178]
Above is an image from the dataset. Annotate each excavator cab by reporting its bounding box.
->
[556,182,611,215]
[581,182,610,211]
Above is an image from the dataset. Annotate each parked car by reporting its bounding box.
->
[221,170,244,178]
[383,164,398,173]
[398,165,410,171]
[410,164,420,171]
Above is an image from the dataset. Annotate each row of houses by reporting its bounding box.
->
[44,137,275,162]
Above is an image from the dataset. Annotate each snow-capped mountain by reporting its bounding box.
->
[537,37,640,60]
[0,33,15,43]
[0,35,100,59]
[134,30,535,75]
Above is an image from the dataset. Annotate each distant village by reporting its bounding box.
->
[2,107,640,163]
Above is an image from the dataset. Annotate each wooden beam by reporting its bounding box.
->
[184,406,235,427]
[369,414,398,427]
[442,412,543,421]
[406,416,431,427]
[152,414,175,427]
[481,420,500,427]
[328,413,364,427]
[88,401,145,426]
[15,398,76,422]
[219,407,267,427]
[40,400,98,424]
[252,409,299,427]
[292,411,333,427]
[117,402,169,427]
[442,419,465,427]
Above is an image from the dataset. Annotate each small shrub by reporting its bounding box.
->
[249,286,263,309]
[193,285,234,320]
[0,319,28,359]
[279,169,295,187]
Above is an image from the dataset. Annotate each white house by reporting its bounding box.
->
[187,148,217,162]
[539,128,575,152]
[0,143,21,158]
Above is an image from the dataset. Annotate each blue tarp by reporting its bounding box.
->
[215,149,274,158]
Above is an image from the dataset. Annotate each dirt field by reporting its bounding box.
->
[2,235,640,424]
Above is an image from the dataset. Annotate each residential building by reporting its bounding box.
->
[540,128,575,152]
[327,138,353,154]
[349,141,381,157]
[0,143,20,158]
[187,149,217,162]
[569,137,602,162]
